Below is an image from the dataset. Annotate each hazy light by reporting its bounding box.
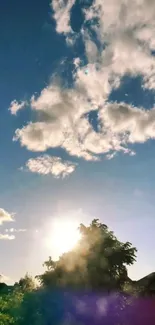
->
[45,218,81,259]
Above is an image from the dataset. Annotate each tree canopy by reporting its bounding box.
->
[15,274,36,293]
[38,219,137,291]
[4,219,155,325]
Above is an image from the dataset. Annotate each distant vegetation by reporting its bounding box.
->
[0,219,155,324]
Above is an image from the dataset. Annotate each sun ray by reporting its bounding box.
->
[45,218,81,259]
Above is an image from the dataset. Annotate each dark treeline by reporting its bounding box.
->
[0,219,155,324]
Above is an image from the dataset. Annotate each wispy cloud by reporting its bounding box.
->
[106,152,117,160]
[0,234,15,240]
[0,210,26,240]
[25,155,77,178]
[0,209,14,225]
[9,100,27,115]
[5,228,27,233]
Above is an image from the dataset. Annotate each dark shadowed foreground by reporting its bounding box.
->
[16,288,155,325]
[0,219,155,324]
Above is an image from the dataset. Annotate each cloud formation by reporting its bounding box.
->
[12,82,137,161]
[14,84,100,161]
[84,0,155,90]
[51,0,75,34]
[0,209,14,225]
[100,102,155,144]
[26,155,76,178]
[0,210,26,241]
[5,228,26,233]
[9,100,26,115]
[10,0,155,170]
[0,234,15,240]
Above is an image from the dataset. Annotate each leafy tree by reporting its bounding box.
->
[0,288,23,324]
[15,274,35,293]
[0,219,138,325]
[16,289,66,325]
[38,219,137,291]
[43,256,57,271]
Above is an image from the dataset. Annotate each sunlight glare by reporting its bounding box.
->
[45,218,81,259]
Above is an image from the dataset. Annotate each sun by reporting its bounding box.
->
[45,218,81,259]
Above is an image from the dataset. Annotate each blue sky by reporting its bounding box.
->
[1,0,155,284]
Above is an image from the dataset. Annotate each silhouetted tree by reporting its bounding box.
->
[38,219,137,292]
[0,219,139,325]
[15,274,35,293]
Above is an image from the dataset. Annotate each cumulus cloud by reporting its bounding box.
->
[0,234,15,240]
[100,102,155,143]
[12,83,137,161]
[13,84,101,161]
[83,0,155,89]
[50,0,155,91]
[51,0,75,34]
[26,155,77,178]
[9,100,27,115]
[84,38,98,63]
[10,0,155,164]
[0,209,14,225]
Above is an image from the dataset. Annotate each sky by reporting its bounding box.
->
[1,0,155,284]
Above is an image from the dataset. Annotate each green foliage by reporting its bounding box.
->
[38,219,137,291]
[0,274,36,324]
[0,219,138,325]
[16,289,66,325]
[15,274,36,293]
[15,291,43,325]
[0,288,24,324]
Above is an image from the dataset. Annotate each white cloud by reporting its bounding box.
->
[75,64,113,107]
[16,228,27,232]
[9,228,15,233]
[5,228,26,233]
[9,100,27,115]
[84,0,155,36]
[0,234,15,240]
[100,102,155,144]
[26,155,76,178]
[84,38,98,63]
[73,57,81,68]
[83,0,155,90]
[10,0,155,164]
[106,152,117,160]
[50,0,155,91]
[12,83,139,161]
[51,0,75,34]
[0,209,14,225]
[13,84,101,161]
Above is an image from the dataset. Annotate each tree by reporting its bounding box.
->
[0,219,138,325]
[38,219,137,291]
[15,274,35,293]
[0,288,23,324]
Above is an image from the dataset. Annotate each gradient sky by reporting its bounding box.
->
[1,0,155,284]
